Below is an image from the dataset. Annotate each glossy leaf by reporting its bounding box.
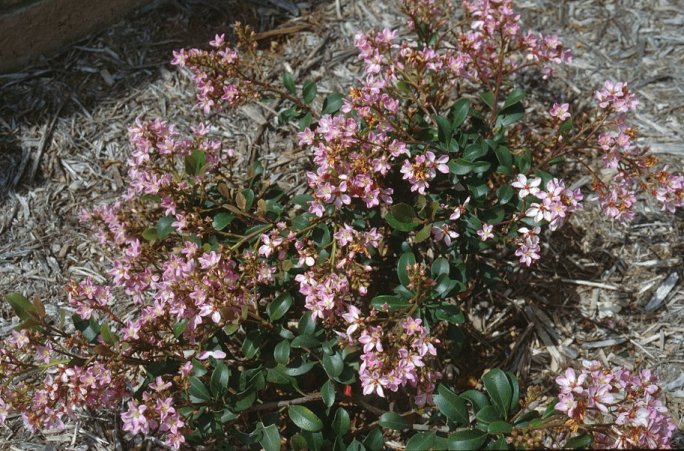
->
[322,93,344,114]
[210,362,230,396]
[189,377,211,402]
[322,380,336,408]
[260,423,281,451]
[448,429,488,450]
[487,421,512,434]
[274,340,291,365]
[434,384,469,425]
[283,72,296,95]
[302,81,317,104]
[451,98,470,128]
[397,252,416,287]
[406,432,436,451]
[566,434,592,449]
[370,295,410,312]
[288,405,323,432]
[268,293,293,322]
[482,369,513,418]
[212,212,235,231]
[332,407,351,436]
[378,412,409,430]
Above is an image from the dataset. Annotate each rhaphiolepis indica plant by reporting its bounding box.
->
[1,0,680,449]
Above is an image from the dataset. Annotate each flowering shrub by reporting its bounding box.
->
[1,0,680,449]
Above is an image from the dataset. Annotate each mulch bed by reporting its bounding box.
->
[0,0,682,447]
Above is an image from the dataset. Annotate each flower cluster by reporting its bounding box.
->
[121,377,185,449]
[555,361,676,449]
[340,308,441,407]
[522,177,583,231]
[172,32,257,113]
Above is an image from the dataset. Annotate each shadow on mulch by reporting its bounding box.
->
[0,0,326,197]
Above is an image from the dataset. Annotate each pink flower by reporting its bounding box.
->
[511,174,542,198]
[121,400,150,435]
[477,223,494,241]
[549,103,570,121]
[197,349,226,360]
[555,393,578,417]
[556,368,587,394]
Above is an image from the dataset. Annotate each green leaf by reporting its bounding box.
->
[283,72,296,95]
[450,98,470,128]
[448,429,488,450]
[274,340,291,365]
[370,295,410,312]
[506,371,519,413]
[431,257,450,278]
[291,433,308,450]
[493,146,513,171]
[487,421,512,434]
[503,88,525,109]
[189,376,211,402]
[386,203,422,232]
[323,352,344,378]
[298,112,313,130]
[210,362,230,396]
[464,142,488,161]
[436,115,453,145]
[332,407,351,436]
[346,439,364,451]
[260,423,281,451]
[485,437,509,450]
[467,181,489,199]
[242,331,261,359]
[302,81,317,105]
[184,150,206,176]
[268,293,293,322]
[322,93,344,114]
[559,118,573,134]
[475,405,501,425]
[212,212,235,231]
[322,380,336,408]
[378,412,409,431]
[514,150,531,173]
[496,107,524,128]
[141,227,158,241]
[542,397,558,419]
[156,216,175,240]
[414,223,432,243]
[397,252,416,287]
[406,432,436,451]
[482,369,513,418]
[72,315,100,342]
[497,185,514,205]
[480,91,495,110]
[448,159,475,176]
[284,361,316,376]
[291,335,320,348]
[6,292,36,321]
[100,322,118,345]
[298,312,316,335]
[434,385,469,425]
[288,405,323,432]
[566,434,592,449]
[173,319,188,338]
[433,303,464,323]
[363,429,384,451]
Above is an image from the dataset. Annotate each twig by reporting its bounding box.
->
[246,392,322,412]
